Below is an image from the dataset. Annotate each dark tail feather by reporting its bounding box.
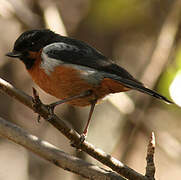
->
[111,76,173,104]
[133,85,173,104]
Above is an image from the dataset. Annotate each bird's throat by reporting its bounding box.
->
[20,57,36,70]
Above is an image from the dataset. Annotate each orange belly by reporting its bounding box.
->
[28,57,130,106]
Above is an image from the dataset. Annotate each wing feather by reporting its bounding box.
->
[42,41,142,85]
[42,40,172,104]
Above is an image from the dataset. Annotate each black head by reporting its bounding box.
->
[6,29,58,69]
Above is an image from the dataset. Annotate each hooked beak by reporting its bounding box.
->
[6,51,22,58]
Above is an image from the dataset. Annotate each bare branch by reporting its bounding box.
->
[145,132,156,180]
[0,77,149,180]
[0,117,125,180]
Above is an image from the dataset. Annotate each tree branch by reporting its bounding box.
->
[0,77,150,180]
[0,117,124,180]
[145,132,156,180]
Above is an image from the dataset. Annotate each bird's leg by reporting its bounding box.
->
[32,88,93,122]
[32,87,44,122]
[80,100,97,143]
[47,90,93,115]
[33,87,96,143]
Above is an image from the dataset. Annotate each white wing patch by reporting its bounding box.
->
[41,42,80,75]
[41,51,62,75]
[43,42,79,53]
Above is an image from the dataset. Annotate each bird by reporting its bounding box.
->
[6,29,173,140]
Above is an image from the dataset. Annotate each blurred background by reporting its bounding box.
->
[0,0,181,179]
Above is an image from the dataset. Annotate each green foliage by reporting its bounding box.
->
[88,0,152,31]
[157,47,181,99]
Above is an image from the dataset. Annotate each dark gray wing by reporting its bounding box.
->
[42,40,173,104]
[42,40,141,84]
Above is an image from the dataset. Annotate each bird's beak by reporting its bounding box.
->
[6,51,22,58]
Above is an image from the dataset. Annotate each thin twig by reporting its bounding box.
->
[0,77,149,180]
[0,117,124,180]
[145,132,156,180]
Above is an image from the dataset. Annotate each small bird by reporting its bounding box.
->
[6,29,172,140]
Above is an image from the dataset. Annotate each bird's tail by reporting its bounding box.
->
[132,84,173,104]
[108,75,173,104]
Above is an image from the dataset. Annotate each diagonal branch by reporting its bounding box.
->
[0,77,149,180]
[0,117,124,180]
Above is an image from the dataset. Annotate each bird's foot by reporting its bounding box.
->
[79,133,86,143]
[70,133,86,150]
[45,103,56,121]
[32,87,56,122]
[32,87,43,122]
